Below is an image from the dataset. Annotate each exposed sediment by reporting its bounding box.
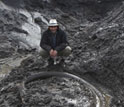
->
[0,0,124,106]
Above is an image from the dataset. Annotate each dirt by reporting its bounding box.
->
[0,76,96,107]
[0,0,124,107]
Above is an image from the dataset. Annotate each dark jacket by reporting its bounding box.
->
[40,28,68,52]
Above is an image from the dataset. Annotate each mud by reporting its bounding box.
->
[0,0,124,107]
[0,76,97,107]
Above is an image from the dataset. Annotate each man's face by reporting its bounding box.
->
[49,26,58,33]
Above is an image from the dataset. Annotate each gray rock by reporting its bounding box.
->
[0,0,124,106]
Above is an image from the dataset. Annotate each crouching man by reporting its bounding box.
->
[40,19,72,65]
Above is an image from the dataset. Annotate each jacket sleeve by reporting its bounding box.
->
[55,31,68,52]
[40,32,52,52]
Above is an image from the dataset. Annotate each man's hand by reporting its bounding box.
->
[50,49,54,57]
[53,50,58,57]
[49,49,58,58]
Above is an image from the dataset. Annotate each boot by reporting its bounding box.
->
[59,58,65,65]
[48,58,54,66]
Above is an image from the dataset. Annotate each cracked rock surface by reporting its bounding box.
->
[0,0,124,106]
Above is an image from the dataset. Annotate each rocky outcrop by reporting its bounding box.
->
[0,0,124,106]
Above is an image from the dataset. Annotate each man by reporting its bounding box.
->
[40,19,72,65]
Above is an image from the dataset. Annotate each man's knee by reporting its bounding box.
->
[40,48,49,58]
[59,46,72,57]
[65,46,72,55]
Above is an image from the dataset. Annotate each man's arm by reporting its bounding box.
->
[40,32,52,52]
[55,31,68,52]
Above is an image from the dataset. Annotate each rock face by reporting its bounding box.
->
[0,0,124,106]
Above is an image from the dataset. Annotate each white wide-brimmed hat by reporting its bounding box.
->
[48,19,58,27]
